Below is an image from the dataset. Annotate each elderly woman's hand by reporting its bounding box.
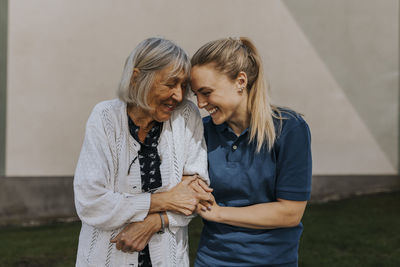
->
[150,175,214,216]
[187,175,213,195]
[167,175,212,215]
[187,175,214,209]
[110,213,161,253]
[164,175,201,216]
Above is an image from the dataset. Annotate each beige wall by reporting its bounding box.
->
[6,0,398,176]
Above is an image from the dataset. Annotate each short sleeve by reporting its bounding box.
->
[275,121,312,201]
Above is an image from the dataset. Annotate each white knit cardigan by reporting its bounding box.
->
[74,99,209,267]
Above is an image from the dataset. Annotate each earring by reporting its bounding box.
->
[238,85,244,93]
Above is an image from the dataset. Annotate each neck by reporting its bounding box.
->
[227,97,250,136]
[127,104,155,130]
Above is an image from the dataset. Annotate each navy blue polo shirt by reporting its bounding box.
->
[195,110,312,267]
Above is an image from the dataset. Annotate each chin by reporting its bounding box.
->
[155,114,172,122]
[211,115,225,125]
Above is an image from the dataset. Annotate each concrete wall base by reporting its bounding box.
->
[0,176,77,226]
[311,175,400,202]
[1,175,399,226]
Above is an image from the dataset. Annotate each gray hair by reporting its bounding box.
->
[117,37,191,109]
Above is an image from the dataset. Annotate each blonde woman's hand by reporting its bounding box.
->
[196,193,221,222]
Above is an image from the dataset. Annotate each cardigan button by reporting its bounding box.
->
[232,145,237,150]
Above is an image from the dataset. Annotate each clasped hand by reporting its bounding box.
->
[169,175,221,223]
[110,213,160,253]
[167,174,214,215]
[111,175,213,253]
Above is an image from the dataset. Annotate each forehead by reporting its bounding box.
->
[191,64,226,89]
[156,65,188,81]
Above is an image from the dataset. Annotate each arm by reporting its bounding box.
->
[110,212,167,252]
[112,176,205,253]
[111,103,211,251]
[74,105,151,231]
[197,119,312,230]
[197,197,307,229]
[166,102,210,234]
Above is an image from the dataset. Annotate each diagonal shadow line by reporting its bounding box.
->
[282,0,398,171]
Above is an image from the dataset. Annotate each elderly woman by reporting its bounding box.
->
[74,37,210,267]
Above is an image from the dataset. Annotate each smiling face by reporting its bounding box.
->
[147,66,188,122]
[191,64,247,125]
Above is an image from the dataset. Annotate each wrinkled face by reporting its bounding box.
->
[191,64,243,125]
[147,66,188,122]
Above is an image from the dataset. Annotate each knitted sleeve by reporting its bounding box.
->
[167,101,210,234]
[74,103,151,231]
[182,101,209,182]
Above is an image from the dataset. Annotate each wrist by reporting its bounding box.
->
[150,213,162,233]
[151,192,170,212]
[214,206,224,223]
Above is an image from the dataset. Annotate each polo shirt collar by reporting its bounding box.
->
[215,122,229,133]
[215,122,249,138]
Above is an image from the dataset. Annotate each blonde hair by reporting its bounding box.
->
[191,37,282,152]
[118,37,190,110]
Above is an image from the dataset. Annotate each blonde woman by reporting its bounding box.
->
[74,37,211,267]
[190,37,312,267]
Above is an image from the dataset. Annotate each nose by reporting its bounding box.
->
[171,85,183,103]
[196,94,207,109]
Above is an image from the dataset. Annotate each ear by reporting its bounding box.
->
[129,68,140,88]
[235,71,248,89]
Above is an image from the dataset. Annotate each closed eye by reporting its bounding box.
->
[165,83,176,88]
[193,87,212,97]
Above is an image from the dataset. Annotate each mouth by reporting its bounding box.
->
[163,103,176,112]
[207,107,218,115]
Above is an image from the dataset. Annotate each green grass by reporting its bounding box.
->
[0,222,80,267]
[0,192,399,267]
[298,192,400,267]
